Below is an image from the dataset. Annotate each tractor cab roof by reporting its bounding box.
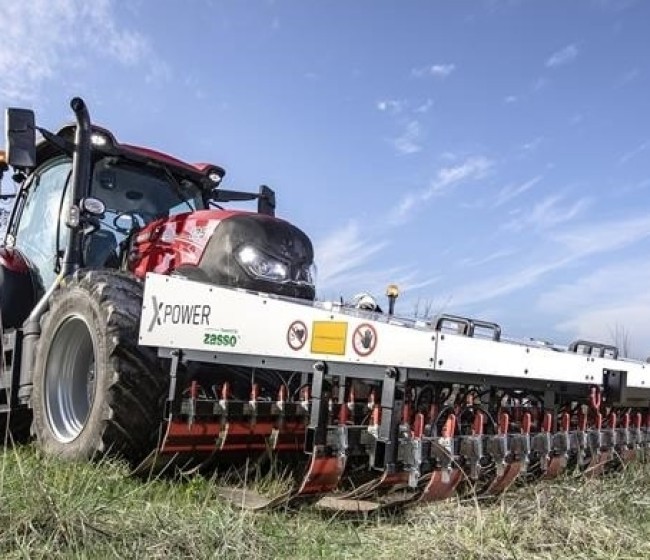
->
[36,124,226,190]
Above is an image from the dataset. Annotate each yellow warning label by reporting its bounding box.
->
[311,321,348,355]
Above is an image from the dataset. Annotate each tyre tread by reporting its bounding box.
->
[31,269,168,464]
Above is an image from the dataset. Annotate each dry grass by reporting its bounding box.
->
[1,444,650,559]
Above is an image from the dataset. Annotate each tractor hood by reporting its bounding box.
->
[130,210,316,301]
[197,213,315,299]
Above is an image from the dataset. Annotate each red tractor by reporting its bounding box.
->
[4,99,649,512]
[0,98,315,463]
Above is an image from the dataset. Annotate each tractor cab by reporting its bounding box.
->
[2,130,214,304]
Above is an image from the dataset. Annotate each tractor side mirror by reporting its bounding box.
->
[5,108,36,169]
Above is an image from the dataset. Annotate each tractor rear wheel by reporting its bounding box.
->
[31,270,167,464]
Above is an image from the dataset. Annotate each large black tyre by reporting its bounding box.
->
[31,270,168,464]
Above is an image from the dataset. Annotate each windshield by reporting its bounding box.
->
[91,157,206,229]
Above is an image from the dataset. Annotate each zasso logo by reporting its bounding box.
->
[203,333,238,347]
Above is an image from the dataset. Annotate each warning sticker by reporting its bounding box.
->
[287,320,308,351]
[352,323,377,357]
[311,321,348,355]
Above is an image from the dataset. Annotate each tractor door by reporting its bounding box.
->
[9,157,72,291]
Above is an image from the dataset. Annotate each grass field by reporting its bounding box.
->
[1,445,650,559]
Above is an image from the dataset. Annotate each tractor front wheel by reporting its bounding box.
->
[31,270,167,464]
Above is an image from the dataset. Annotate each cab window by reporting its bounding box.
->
[14,157,72,289]
[91,157,205,228]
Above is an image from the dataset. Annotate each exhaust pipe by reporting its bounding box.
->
[18,97,93,403]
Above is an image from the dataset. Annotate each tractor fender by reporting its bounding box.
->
[0,247,40,329]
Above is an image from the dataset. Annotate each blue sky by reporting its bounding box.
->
[1,0,649,356]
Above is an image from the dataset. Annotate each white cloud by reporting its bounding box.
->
[538,260,648,315]
[314,221,440,299]
[457,249,517,268]
[503,194,590,232]
[97,30,148,66]
[504,95,518,104]
[393,120,422,155]
[376,99,406,114]
[315,221,389,288]
[395,193,418,219]
[394,156,493,220]
[0,0,167,103]
[617,68,640,88]
[556,304,650,360]
[319,264,440,304]
[443,213,650,311]
[430,64,456,77]
[619,141,649,165]
[320,265,403,297]
[433,156,493,195]
[414,98,434,113]
[402,275,442,292]
[551,214,650,255]
[539,260,650,359]
[449,255,573,309]
[146,58,173,84]
[520,137,544,153]
[380,99,435,154]
[412,63,456,79]
[545,44,579,68]
[494,175,541,207]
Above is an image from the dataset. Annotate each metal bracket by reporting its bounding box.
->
[370,367,401,470]
[165,349,184,418]
[305,361,328,454]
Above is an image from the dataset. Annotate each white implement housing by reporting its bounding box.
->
[139,273,649,405]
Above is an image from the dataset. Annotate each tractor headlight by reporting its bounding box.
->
[296,262,317,286]
[237,245,290,283]
[236,245,316,286]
